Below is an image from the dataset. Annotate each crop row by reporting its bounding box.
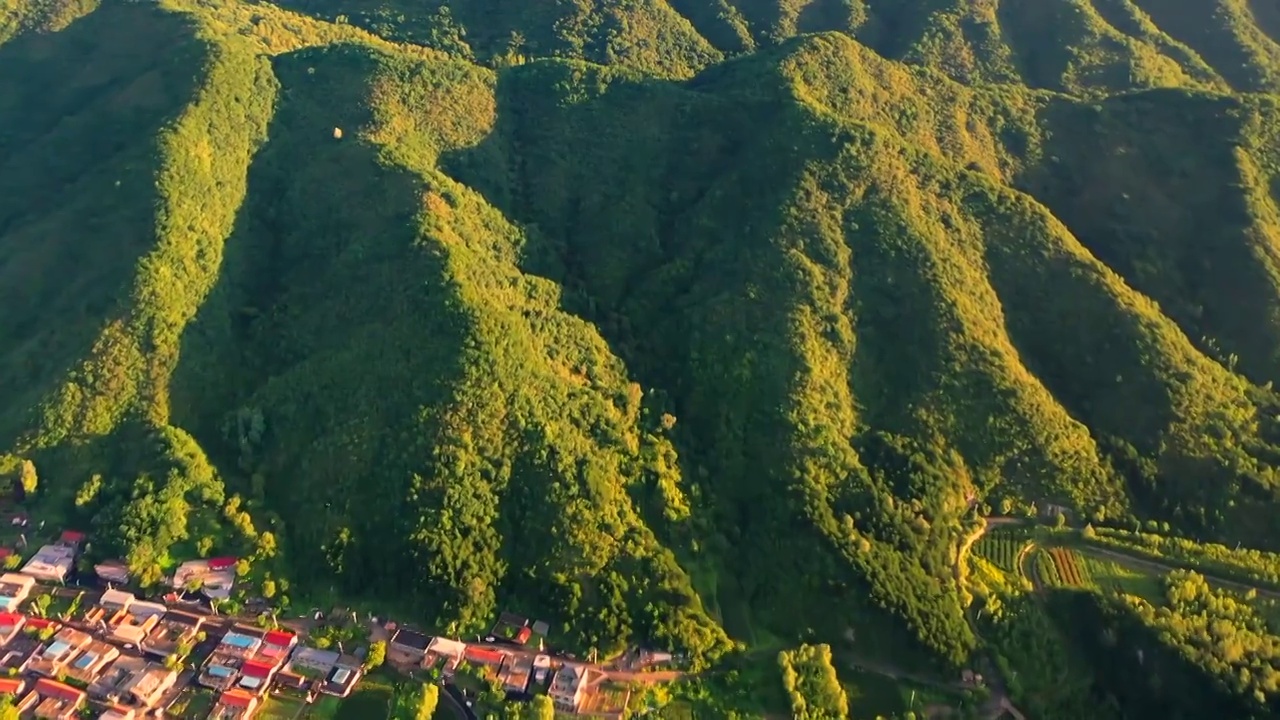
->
[977,532,1027,574]
[1049,547,1089,587]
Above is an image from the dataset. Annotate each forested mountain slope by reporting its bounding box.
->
[5,0,1280,710]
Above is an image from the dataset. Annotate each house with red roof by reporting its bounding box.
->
[57,531,85,548]
[16,677,85,718]
[464,646,506,666]
[23,617,58,632]
[464,646,508,679]
[0,611,24,646]
[210,688,259,719]
[0,676,24,698]
[254,629,296,668]
[235,658,278,694]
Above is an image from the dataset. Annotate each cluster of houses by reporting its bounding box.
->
[0,527,370,719]
[0,525,674,719]
[0,585,366,719]
[0,604,180,718]
[193,623,364,718]
[387,625,602,714]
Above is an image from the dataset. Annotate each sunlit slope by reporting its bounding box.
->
[662,0,1278,96]
[0,4,210,444]
[267,0,723,77]
[0,0,99,43]
[240,0,1280,95]
[773,34,1280,539]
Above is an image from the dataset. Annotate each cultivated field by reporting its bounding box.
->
[975,531,1029,574]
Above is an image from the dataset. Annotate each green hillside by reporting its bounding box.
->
[5,0,1280,714]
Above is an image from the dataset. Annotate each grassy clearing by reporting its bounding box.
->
[842,667,966,719]
[260,694,308,720]
[169,687,216,720]
[303,694,342,719]
[334,680,394,720]
[1077,553,1165,602]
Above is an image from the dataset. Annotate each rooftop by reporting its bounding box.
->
[321,663,362,697]
[170,560,237,599]
[501,654,532,693]
[107,609,161,647]
[63,640,120,684]
[99,589,135,611]
[239,658,276,680]
[389,628,431,652]
[287,647,339,673]
[198,655,244,691]
[20,677,86,718]
[263,629,295,648]
[216,629,261,658]
[0,611,24,644]
[427,637,465,659]
[464,646,506,666]
[89,656,145,698]
[140,611,203,658]
[120,662,177,706]
[28,627,92,675]
[550,664,584,693]
[93,562,130,585]
[0,632,40,672]
[209,688,258,720]
[217,688,255,708]
[0,574,34,596]
[21,545,74,582]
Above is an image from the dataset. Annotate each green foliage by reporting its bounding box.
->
[1086,527,1280,590]
[981,592,1117,719]
[778,644,849,719]
[389,682,438,720]
[365,640,386,670]
[17,460,36,497]
[270,0,722,77]
[1051,583,1280,718]
[1136,570,1280,705]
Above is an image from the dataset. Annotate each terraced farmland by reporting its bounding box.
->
[1049,547,1090,587]
[975,531,1030,574]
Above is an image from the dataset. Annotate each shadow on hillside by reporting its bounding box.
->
[1018,93,1280,388]
[169,45,472,588]
[0,4,208,444]
[438,63,872,643]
